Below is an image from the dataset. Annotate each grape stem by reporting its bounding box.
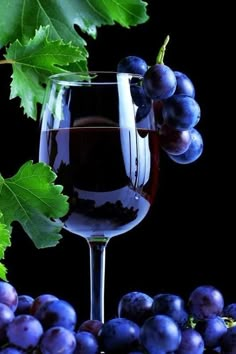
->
[156,35,170,64]
[0,59,14,64]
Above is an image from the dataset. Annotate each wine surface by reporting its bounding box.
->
[39,127,159,238]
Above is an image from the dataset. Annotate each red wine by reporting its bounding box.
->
[39,127,159,238]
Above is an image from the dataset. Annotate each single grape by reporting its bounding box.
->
[78,319,103,336]
[222,303,236,320]
[188,285,224,320]
[15,294,34,315]
[35,299,77,331]
[159,124,191,155]
[143,63,177,100]
[131,84,150,107]
[136,103,153,124]
[167,128,203,164]
[174,71,195,97]
[6,314,43,350]
[140,314,182,353]
[175,328,204,354]
[0,281,18,312]
[162,94,201,131]
[30,293,59,315]
[98,317,140,353]
[117,56,148,75]
[195,316,227,348]
[74,331,99,354]
[151,293,188,328]
[40,326,76,354]
[130,84,152,122]
[118,291,153,326]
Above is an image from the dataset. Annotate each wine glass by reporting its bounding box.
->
[39,71,160,322]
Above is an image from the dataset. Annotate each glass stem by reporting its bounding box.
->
[87,237,109,322]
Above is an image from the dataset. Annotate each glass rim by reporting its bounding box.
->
[48,71,144,86]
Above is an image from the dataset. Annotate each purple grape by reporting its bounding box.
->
[35,299,77,331]
[188,285,224,320]
[140,314,182,353]
[78,319,103,336]
[162,94,200,131]
[223,303,236,320]
[15,294,34,315]
[74,331,99,354]
[136,102,153,124]
[195,316,227,348]
[118,291,153,325]
[30,293,59,315]
[159,124,191,155]
[174,71,195,97]
[98,317,140,353]
[151,293,188,328]
[131,84,150,107]
[0,303,15,342]
[117,56,148,75]
[0,281,18,312]
[40,326,76,354]
[175,328,204,354]
[6,314,43,350]
[143,63,177,100]
[168,128,203,164]
[221,325,236,353]
[130,85,152,122]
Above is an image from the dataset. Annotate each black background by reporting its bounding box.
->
[0,1,232,323]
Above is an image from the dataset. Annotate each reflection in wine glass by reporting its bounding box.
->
[39,71,160,321]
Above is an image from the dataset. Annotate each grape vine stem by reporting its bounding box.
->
[156,35,170,64]
[0,59,14,65]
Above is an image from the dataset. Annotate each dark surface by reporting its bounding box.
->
[0,1,232,323]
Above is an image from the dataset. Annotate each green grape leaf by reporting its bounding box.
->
[65,0,149,36]
[0,0,149,48]
[0,215,11,281]
[0,0,148,119]
[0,263,7,282]
[0,161,69,249]
[83,0,149,28]
[5,26,86,119]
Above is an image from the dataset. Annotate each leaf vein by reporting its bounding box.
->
[7,180,59,211]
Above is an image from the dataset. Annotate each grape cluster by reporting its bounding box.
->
[1,280,236,353]
[117,42,203,165]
